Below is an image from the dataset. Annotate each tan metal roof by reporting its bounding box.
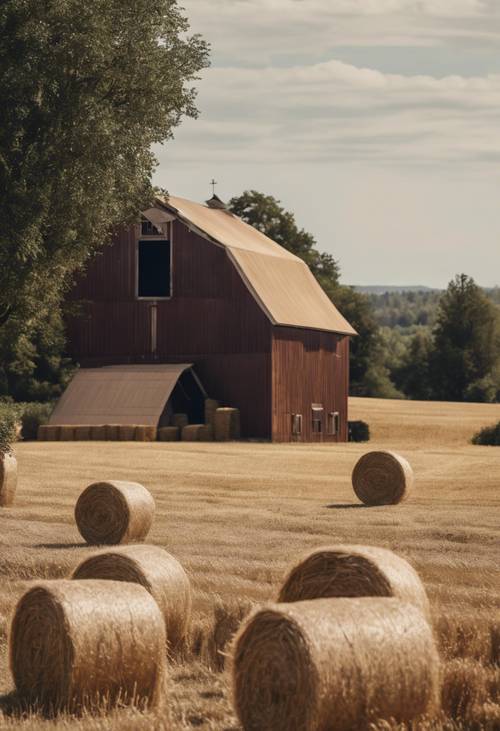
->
[48,364,192,426]
[163,196,356,336]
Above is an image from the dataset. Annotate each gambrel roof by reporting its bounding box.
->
[160,196,356,336]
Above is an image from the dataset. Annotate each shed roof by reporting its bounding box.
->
[161,196,356,336]
[48,364,192,426]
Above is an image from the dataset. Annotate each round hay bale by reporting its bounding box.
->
[72,545,192,653]
[182,424,205,442]
[135,426,157,442]
[352,450,414,505]
[10,579,166,713]
[158,426,180,442]
[232,597,440,731]
[90,425,107,441]
[73,426,91,441]
[278,544,430,620]
[204,398,219,427]
[214,407,241,441]
[59,426,75,442]
[105,424,121,441]
[118,425,137,441]
[199,424,213,442]
[173,413,188,429]
[0,452,17,507]
[75,480,155,545]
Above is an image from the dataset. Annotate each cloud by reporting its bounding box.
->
[159,59,500,167]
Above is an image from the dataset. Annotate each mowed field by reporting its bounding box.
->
[0,397,499,730]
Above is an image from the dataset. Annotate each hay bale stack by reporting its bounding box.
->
[278,545,430,620]
[90,425,107,441]
[9,579,166,712]
[158,426,180,442]
[199,424,213,442]
[73,426,91,441]
[182,424,208,442]
[105,424,121,441]
[204,398,219,428]
[0,452,17,507]
[135,426,157,442]
[38,425,60,441]
[173,413,189,429]
[214,407,241,441]
[75,480,155,545]
[118,425,136,441]
[72,545,192,653]
[232,597,440,731]
[352,450,414,505]
[59,426,75,442]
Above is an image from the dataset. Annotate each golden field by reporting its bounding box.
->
[0,396,499,730]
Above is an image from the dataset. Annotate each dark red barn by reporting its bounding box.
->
[63,195,356,442]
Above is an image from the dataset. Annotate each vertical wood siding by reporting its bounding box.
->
[271,327,349,442]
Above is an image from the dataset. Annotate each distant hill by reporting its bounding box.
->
[351,285,440,295]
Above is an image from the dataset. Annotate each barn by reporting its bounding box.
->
[54,194,356,442]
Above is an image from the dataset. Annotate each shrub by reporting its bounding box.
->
[21,402,54,441]
[348,420,370,442]
[472,422,500,446]
[0,402,19,455]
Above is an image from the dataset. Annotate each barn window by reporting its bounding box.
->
[328,411,340,435]
[311,404,324,434]
[141,219,160,236]
[137,240,171,298]
[291,413,302,436]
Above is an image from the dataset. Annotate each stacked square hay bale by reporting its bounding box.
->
[231,544,441,730]
[214,407,240,442]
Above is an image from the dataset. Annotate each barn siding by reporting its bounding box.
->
[271,327,349,442]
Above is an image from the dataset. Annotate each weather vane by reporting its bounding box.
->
[210,178,217,196]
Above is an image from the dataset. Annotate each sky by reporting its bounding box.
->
[153,0,500,288]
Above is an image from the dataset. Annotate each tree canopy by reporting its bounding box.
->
[0,0,209,329]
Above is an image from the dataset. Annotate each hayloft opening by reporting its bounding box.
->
[138,240,171,298]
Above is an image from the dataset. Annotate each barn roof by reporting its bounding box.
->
[161,196,357,336]
[48,364,194,426]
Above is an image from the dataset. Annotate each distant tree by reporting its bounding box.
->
[228,191,381,395]
[392,331,434,401]
[0,0,209,331]
[429,275,500,402]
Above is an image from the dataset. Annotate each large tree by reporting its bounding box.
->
[429,274,500,401]
[0,0,209,329]
[228,190,383,395]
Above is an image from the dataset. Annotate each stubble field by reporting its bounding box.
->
[0,397,499,730]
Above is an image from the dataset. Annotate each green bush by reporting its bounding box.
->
[21,402,54,441]
[348,420,370,442]
[471,421,500,446]
[0,402,19,455]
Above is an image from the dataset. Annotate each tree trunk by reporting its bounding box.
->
[0,451,17,507]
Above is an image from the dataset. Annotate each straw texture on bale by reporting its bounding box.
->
[173,413,189,429]
[10,579,166,713]
[72,544,192,652]
[278,544,430,619]
[105,424,121,441]
[214,407,241,441]
[204,398,219,427]
[0,452,17,507]
[182,424,212,442]
[118,425,137,441]
[232,597,440,731]
[352,450,414,505]
[90,425,107,441]
[73,426,91,441]
[135,426,157,442]
[59,426,75,441]
[158,426,180,442]
[38,425,60,441]
[75,480,155,545]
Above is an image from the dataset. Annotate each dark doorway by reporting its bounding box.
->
[138,240,171,298]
